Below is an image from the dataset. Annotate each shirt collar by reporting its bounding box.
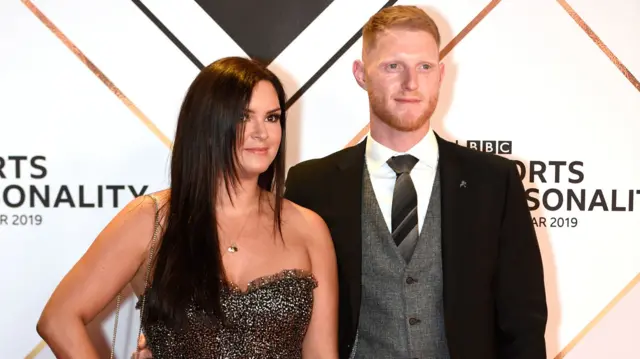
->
[365,127,439,172]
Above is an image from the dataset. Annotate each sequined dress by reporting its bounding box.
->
[136,269,317,359]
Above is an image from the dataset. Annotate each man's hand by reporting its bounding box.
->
[130,333,152,359]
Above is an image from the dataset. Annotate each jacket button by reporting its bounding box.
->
[406,277,416,284]
[409,317,420,325]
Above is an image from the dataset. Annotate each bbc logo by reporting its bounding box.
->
[457,140,512,154]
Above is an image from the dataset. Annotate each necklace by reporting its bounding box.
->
[224,207,255,254]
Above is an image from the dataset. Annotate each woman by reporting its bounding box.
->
[36,57,339,358]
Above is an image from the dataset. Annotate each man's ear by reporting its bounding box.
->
[352,60,367,90]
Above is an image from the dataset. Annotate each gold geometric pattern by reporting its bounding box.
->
[23,340,46,359]
[557,0,640,93]
[21,0,172,150]
[554,272,640,358]
[19,0,639,357]
[549,7,640,357]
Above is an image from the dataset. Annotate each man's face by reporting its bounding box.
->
[357,28,444,132]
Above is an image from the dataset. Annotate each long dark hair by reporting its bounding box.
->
[143,57,287,329]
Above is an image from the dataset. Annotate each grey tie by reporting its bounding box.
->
[387,155,419,262]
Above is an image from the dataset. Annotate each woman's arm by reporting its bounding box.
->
[36,195,160,359]
[300,208,339,359]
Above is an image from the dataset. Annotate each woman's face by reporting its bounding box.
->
[236,80,283,178]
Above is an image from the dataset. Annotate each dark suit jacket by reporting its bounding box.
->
[283,133,547,359]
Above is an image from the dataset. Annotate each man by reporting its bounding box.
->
[283,5,547,359]
[136,5,547,359]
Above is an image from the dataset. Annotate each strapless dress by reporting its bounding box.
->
[136,268,317,359]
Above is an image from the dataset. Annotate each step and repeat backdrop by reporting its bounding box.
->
[1,0,639,358]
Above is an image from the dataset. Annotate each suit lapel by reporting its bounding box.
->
[332,133,468,336]
[331,139,366,332]
[435,133,465,337]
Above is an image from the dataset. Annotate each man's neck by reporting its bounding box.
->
[369,119,431,153]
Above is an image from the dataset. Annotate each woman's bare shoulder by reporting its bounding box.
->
[281,198,336,274]
[281,198,331,242]
[124,189,167,215]
[282,198,321,223]
[111,189,170,239]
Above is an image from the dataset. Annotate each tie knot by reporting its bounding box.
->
[387,154,418,175]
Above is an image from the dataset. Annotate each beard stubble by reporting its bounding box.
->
[368,90,439,132]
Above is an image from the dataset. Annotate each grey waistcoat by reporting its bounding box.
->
[351,163,450,359]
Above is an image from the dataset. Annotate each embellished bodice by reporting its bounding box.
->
[137,269,317,359]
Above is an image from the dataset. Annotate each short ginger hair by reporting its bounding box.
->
[362,5,441,54]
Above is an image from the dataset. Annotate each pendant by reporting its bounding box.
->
[227,243,238,253]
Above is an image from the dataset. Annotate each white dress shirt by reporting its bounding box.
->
[364,128,439,234]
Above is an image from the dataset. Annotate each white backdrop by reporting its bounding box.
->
[1,0,639,358]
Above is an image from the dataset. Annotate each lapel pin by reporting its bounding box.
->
[460,180,467,188]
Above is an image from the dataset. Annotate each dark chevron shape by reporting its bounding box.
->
[132,0,204,69]
[133,0,399,109]
[283,0,398,109]
[194,0,334,65]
